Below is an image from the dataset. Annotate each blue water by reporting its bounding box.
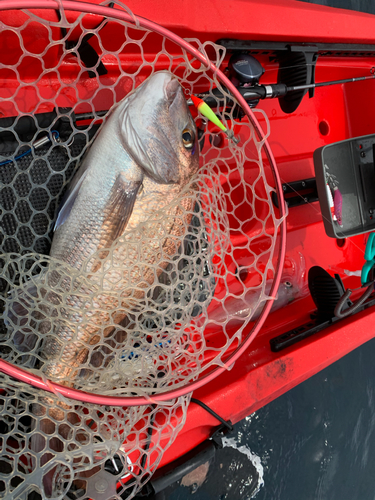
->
[167,336,375,499]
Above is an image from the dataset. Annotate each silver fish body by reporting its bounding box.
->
[52,71,199,273]
[3,72,200,498]
[11,71,200,384]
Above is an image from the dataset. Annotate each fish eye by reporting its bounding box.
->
[182,128,195,149]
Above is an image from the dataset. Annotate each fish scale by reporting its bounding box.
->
[5,71,202,467]
[41,185,198,383]
[6,71,200,388]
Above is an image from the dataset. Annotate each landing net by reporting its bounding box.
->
[0,2,286,498]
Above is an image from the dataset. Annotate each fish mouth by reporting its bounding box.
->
[165,77,181,107]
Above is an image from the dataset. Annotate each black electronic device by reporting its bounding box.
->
[314,133,375,238]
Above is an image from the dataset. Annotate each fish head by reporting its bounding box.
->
[119,71,200,185]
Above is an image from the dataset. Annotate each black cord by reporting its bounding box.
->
[56,2,115,42]
[76,110,109,121]
[55,7,67,39]
[191,398,233,431]
[119,399,232,499]
[56,3,116,78]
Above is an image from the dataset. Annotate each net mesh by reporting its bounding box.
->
[0,372,189,500]
[0,2,284,499]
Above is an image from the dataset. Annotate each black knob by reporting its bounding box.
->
[228,54,265,85]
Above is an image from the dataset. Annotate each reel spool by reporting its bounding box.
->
[0,2,286,498]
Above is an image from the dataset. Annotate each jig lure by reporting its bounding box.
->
[190,94,239,143]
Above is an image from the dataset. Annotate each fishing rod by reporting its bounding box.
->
[0,54,373,141]
[1,67,371,139]
[186,53,375,108]
[189,73,375,107]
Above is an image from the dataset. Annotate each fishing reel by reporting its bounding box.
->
[193,51,375,117]
[193,53,291,116]
[227,53,265,109]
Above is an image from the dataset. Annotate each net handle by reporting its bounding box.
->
[0,0,287,406]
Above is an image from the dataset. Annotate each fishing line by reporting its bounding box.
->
[0,130,60,166]
[263,62,375,75]
[242,140,354,244]
[239,79,368,259]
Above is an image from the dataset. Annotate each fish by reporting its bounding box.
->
[3,71,200,496]
[7,71,200,385]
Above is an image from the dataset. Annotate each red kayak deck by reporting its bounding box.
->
[143,0,375,467]
[125,0,375,45]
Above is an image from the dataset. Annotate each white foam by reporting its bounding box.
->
[222,436,265,497]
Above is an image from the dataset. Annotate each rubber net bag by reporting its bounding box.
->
[0,2,285,499]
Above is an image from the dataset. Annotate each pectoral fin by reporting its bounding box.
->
[102,173,142,243]
[87,174,141,274]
